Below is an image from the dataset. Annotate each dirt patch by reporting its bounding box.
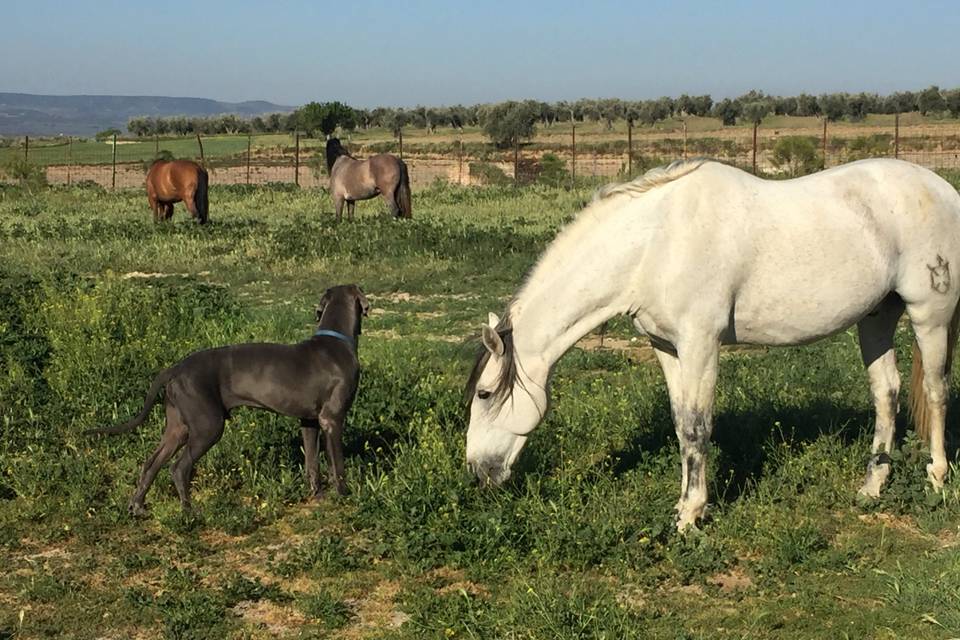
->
[857,513,937,543]
[577,334,658,362]
[339,580,408,639]
[365,329,466,343]
[232,600,306,636]
[707,568,754,592]
[121,271,211,279]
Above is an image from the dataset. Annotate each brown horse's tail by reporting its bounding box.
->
[195,168,209,224]
[909,301,960,442]
[396,160,412,219]
[84,366,176,436]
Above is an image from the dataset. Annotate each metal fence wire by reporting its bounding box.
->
[3,119,960,191]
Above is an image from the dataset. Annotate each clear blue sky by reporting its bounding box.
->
[2,0,958,107]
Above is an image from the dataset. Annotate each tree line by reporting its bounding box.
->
[126,86,960,148]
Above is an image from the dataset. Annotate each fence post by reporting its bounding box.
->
[24,135,29,162]
[627,120,633,175]
[894,112,900,159]
[514,140,519,185]
[683,120,688,159]
[246,134,252,185]
[294,132,300,187]
[571,123,576,186]
[196,133,205,166]
[67,136,72,186]
[751,122,758,174]
[155,134,159,156]
[111,133,117,190]
[398,129,403,159]
[458,139,464,185]
[821,118,828,169]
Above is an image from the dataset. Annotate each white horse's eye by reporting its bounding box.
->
[477,390,491,400]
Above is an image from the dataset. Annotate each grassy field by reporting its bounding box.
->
[2,178,960,639]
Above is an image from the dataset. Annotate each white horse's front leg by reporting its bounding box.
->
[667,338,720,531]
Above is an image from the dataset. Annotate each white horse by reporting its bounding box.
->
[465,158,960,531]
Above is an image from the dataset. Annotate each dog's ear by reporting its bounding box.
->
[316,288,332,322]
[355,287,370,317]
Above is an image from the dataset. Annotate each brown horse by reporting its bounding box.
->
[146,159,209,224]
[326,138,411,221]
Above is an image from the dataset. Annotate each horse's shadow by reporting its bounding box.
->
[607,393,960,505]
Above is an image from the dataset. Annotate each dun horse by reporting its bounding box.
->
[146,159,209,224]
[326,138,411,221]
[465,158,960,531]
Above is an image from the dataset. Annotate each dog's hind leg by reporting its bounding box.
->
[128,401,188,516]
[170,400,225,512]
[319,385,355,497]
[300,418,323,499]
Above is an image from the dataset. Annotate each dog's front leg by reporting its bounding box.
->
[300,419,324,499]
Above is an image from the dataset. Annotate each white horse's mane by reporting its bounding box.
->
[510,159,712,311]
[592,158,712,202]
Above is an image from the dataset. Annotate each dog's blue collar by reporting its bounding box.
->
[313,328,356,350]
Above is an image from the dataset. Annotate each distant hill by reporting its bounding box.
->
[0,93,295,137]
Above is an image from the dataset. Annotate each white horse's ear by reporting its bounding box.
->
[482,325,505,356]
[487,312,500,328]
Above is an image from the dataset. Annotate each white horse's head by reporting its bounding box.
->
[465,312,547,485]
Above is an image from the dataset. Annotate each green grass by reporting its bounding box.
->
[1,180,960,638]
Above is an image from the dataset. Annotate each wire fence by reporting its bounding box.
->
[3,118,960,191]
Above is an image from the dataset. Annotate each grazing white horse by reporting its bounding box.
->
[465,158,960,531]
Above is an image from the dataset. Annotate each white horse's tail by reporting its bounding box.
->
[910,301,960,442]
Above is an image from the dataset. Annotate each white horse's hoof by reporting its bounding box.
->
[926,462,947,489]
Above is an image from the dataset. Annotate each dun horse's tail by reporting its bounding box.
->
[84,367,176,436]
[396,160,412,219]
[195,168,209,224]
[909,301,960,442]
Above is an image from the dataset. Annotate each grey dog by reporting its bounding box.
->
[86,284,368,516]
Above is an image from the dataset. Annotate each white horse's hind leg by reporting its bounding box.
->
[671,338,720,531]
[856,296,904,497]
[910,319,950,488]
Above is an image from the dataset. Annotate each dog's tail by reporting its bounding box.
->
[396,160,412,219]
[84,366,176,436]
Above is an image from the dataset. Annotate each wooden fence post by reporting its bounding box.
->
[894,112,900,159]
[246,135,252,185]
[683,120,688,159]
[821,118,828,169]
[24,135,29,162]
[111,133,117,190]
[155,134,159,156]
[514,140,519,185]
[67,136,72,186]
[627,120,633,175]
[398,129,403,159]
[294,132,300,187]
[196,133,205,166]
[571,123,576,186]
[458,139,464,184]
[752,122,758,174]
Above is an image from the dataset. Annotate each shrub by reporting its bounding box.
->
[771,136,821,176]
[2,158,48,193]
[538,153,570,187]
[469,161,512,186]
